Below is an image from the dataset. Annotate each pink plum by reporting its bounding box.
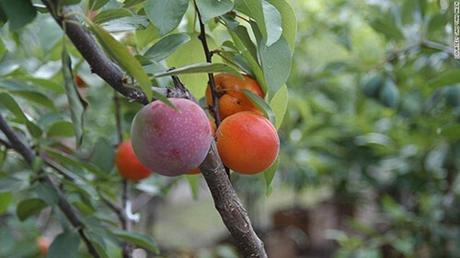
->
[131,98,213,176]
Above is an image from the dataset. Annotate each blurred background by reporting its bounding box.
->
[0,0,459,257]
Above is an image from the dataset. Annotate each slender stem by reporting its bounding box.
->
[114,92,123,144]
[113,91,133,258]
[0,115,100,258]
[194,0,222,126]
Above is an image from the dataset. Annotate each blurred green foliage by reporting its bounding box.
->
[277,0,460,257]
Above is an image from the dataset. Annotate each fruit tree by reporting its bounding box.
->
[0,0,295,257]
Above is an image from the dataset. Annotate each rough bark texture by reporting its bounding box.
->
[41,1,267,256]
[200,143,267,257]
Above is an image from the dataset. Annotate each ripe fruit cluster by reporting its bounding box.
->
[208,73,279,175]
[115,73,279,180]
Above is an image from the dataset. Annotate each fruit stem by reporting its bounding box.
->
[193,0,222,127]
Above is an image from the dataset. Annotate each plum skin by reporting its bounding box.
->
[131,98,213,176]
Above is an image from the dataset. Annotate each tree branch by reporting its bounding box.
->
[0,115,101,258]
[42,2,267,257]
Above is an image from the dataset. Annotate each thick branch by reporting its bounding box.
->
[42,2,267,257]
[199,144,266,257]
[0,115,100,258]
[42,0,148,104]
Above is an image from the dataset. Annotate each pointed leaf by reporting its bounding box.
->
[266,0,297,51]
[196,0,234,21]
[259,36,291,96]
[269,85,288,129]
[48,230,80,258]
[242,89,275,124]
[94,8,132,24]
[144,0,189,35]
[262,1,282,46]
[0,0,36,31]
[264,157,279,196]
[144,33,191,62]
[186,174,200,200]
[155,63,241,78]
[88,22,153,101]
[112,229,159,254]
[16,198,47,221]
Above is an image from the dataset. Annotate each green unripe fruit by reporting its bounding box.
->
[379,79,400,108]
[362,73,384,98]
[446,85,460,108]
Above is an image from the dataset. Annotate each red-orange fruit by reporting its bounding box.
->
[74,74,86,88]
[115,140,152,181]
[216,111,279,174]
[36,236,51,256]
[205,73,265,120]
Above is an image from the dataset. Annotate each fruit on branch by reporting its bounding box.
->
[206,73,265,120]
[36,236,51,256]
[131,98,213,176]
[115,140,152,181]
[216,111,279,174]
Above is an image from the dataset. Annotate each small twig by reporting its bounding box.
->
[194,0,222,126]
[113,91,133,258]
[114,92,123,144]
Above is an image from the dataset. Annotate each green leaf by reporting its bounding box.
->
[144,33,191,62]
[230,26,258,62]
[155,63,241,78]
[0,38,6,60]
[11,90,56,110]
[428,69,460,87]
[62,48,87,146]
[235,0,267,45]
[88,22,154,101]
[16,198,47,221]
[242,89,276,124]
[264,156,279,196]
[228,27,268,92]
[262,1,282,46]
[186,174,200,200]
[47,121,75,138]
[89,0,109,10]
[44,148,107,179]
[259,36,291,96]
[266,0,297,52]
[123,0,145,8]
[94,8,132,24]
[63,0,82,5]
[19,77,64,94]
[48,230,80,258]
[0,192,12,214]
[269,84,288,129]
[196,0,234,21]
[0,92,27,122]
[144,0,189,35]
[111,230,159,254]
[369,15,404,41]
[0,0,36,31]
